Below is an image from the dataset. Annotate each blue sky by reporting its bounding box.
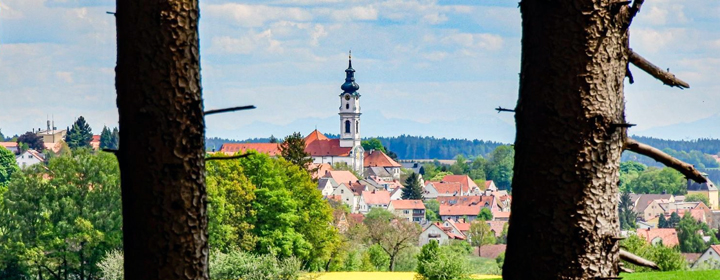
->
[1,0,718,143]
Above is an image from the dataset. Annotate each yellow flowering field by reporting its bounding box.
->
[304,272,501,280]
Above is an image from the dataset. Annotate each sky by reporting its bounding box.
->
[0,0,718,143]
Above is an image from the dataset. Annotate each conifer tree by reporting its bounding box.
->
[100,126,113,149]
[65,116,93,149]
[401,172,423,200]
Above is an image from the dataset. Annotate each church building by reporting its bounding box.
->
[219,53,366,175]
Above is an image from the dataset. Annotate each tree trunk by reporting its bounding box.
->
[116,0,208,279]
[504,0,629,279]
[389,252,396,272]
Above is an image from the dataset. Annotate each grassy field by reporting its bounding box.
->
[307,272,501,280]
[306,270,720,280]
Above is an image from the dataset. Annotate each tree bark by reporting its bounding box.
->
[116,0,208,279]
[504,1,630,279]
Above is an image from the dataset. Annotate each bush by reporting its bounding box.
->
[209,249,301,280]
[98,250,124,280]
[621,235,686,272]
[367,244,390,271]
[394,245,420,272]
[416,241,471,280]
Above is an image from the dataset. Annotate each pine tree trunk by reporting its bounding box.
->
[504,0,629,279]
[115,0,208,279]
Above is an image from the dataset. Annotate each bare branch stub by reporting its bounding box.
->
[205,153,251,161]
[624,138,707,183]
[205,105,256,116]
[619,249,659,270]
[628,49,690,89]
[495,107,515,113]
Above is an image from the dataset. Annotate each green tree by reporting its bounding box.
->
[0,146,19,187]
[477,207,493,221]
[619,192,637,230]
[401,172,423,200]
[416,241,470,280]
[0,150,122,279]
[424,199,441,222]
[677,213,708,253]
[628,167,686,195]
[362,138,386,153]
[367,244,390,271]
[658,214,668,229]
[469,220,495,256]
[364,209,420,271]
[65,116,93,149]
[619,161,647,191]
[449,155,469,175]
[16,131,44,151]
[268,135,278,143]
[484,145,514,190]
[99,126,119,150]
[0,129,4,141]
[468,156,487,181]
[206,158,257,252]
[668,212,681,228]
[685,193,710,207]
[238,152,338,270]
[620,235,685,272]
[280,132,313,170]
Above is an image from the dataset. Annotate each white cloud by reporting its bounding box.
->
[441,33,504,51]
[204,3,313,27]
[632,28,675,53]
[210,30,283,55]
[644,6,668,25]
[0,2,25,19]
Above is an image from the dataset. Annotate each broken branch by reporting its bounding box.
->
[205,105,256,116]
[629,0,644,20]
[624,138,707,183]
[619,249,659,270]
[205,153,251,161]
[495,107,515,113]
[628,49,689,89]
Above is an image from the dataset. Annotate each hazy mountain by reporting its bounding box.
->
[632,114,720,140]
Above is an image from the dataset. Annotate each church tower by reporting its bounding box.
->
[339,51,361,148]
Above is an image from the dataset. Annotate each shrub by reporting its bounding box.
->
[367,244,390,271]
[209,249,301,280]
[394,245,420,272]
[416,241,471,280]
[620,235,686,272]
[98,249,124,280]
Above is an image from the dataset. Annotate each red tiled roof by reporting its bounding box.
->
[220,143,281,156]
[390,200,425,210]
[476,244,506,259]
[364,150,401,167]
[348,213,365,224]
[492,210,511,219]
[305,138,352,156]
[305,129,329,143]
[447,220,471,232]
[44,142,61,153]
[91,135,100,142]
[1,142,18,148]
[438,196,493,207]
[309,163,333,179]
[484,180,493,189]
[362,190,391,205]
[711,245,720,255]
[440,203,482,216]
[488,221,507,237]
[442,175,478,190]
[432,182,465,195]
[636,228,680,247]
[323,170,359,186]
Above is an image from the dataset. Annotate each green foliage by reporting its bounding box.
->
[209,249,301,280]
[98,249,124,280]
[370,136,505,160]
[495,252,505,268]
[620,161,647,191]
[684,194,710,207]
[468,157,487,181]
[621,235,686,272]
[497,222,509,244]
[424,199,441,222]
[17,131,44,151]
[362,138,386,154]
[469,220,496,254]
[627,167,686,195]
[367,244,390,271]
[416,241,471,280]
[238,152,339,270]
[280,132,313,169]
[0,150,122,279]
[477,208,493,221]
[99,126,119,150]
[620,270,720,280]
[206,158,257,252]
[402,172,423,200]
[269,135,278,143]
[677,213,708,253]
[0,129,4,141]
[449,155,469,175]
[619,192,637,230]
[429,171,453,181]
[364,209,421,271]
[0,146,19,187]
[484,145,514,190]
[366,208,396,221]
[393,245,420,272]
[65,116,94,149]
[659,214,668,228]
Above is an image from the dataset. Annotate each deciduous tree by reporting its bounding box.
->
[477,208,493,221]
[364,209,420,271]
[17,132,44,151]
[0,146,18,186]
[469,220,495,256]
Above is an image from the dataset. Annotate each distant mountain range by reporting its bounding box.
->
[632,114,720,140]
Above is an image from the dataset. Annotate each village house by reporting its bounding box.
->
[364,149,402,180]
[419,223,465,246]
[0,142,18,153]
[443,219,470,238]
[630,194,675,221]
[692,245,720,269]
[16,149,44,169]
[687,178,719,210]
[357,190,390,214]
[635,228,679,247]
[388,200,426,223]
[438,196,494,222]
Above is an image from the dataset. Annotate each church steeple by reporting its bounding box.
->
[341,51,360,95]
[339,51,361,149]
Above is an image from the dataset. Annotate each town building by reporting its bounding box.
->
[687,178,719,210]
[388,200,426,223]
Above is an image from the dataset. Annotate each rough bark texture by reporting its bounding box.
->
[504,1,631,279]
[116,0,208,279]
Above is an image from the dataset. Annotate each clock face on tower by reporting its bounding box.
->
[344,94,351,101]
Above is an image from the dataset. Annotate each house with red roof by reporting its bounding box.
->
[443,219,471,237]
[358,190,391,214]
[439,196,495,222]
[692,245,720,269]
[0,142,19,153]
[90,135,100,150]
[388,200,425,223]
[364,149,402,180]
[635,228,679,247]
[419,223,466,246]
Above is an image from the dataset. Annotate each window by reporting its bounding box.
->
[404,210,410,214]
[346,103,349,109]
[356,121,359,134]
[341,190,344,194]
[345,120,351,133]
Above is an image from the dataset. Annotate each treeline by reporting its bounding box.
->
[623,149,719,169]
[628,136,720,155]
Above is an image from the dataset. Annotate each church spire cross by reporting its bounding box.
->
[341,50,359,94]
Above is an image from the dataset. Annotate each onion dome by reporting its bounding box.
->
[341,51,360,95]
